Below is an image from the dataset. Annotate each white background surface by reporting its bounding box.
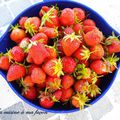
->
[0,0,120,120]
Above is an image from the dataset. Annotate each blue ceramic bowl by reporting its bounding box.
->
[0,0,120,113]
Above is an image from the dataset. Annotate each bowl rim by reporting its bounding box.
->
[0,0,120,113]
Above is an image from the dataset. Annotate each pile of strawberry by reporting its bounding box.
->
[0,5,120,110]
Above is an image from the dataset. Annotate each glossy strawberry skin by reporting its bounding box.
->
[62,57,76,74]
[90,60,107,75]
[61,38,81,56]
[46,46,57,60]
[39,27,58,39]
[62,74,74,89]
[60,88,73,102]
[73,23,83,34]
[39,94,54,109]
[31,33,48,45]
[84,29,103,46]
[29,43,49,65]
[107,41,120,54]
[74,80,88,93]
[83,19,96,26]
[60,8,75,26]
[73,47,89,61]
[27,64,38,75]
[42,58,63,77]
[7,64,26,82]
[42,59,55,77]
[26,53,33,64]
[23,75,34,87]
[0,56,10,70]
[19,17,28,29]
[90,44,104,60]
[23,87,37,100]
[53,89,62,101]
[11,46,25,62]
[10,28,26,43]
[83,26,97,33]
[31,67,46,84]
[73,8,85,21]
[46,77,61,91]
[64,27,74,35]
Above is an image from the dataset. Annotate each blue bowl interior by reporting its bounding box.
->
[0,0,120,113]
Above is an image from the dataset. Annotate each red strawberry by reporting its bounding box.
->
[104,54,119,73]
[25,17,41,36]
[42,58,64,77]
[29,43,49,65]
[41,7,59,28]
[19,37,30,49]
[39,6,50,17]
[23,75,34,87]
[39,93,54,108]
[73,8,85,22]
[73,45,91,61]
[0,55,10,70]
[71,92,90,109]
[84,29,103,46]
[52,89,62,101]
[61,33,82,56]
[19,17,28,29]
[62,56,76,73]
[73,23,83,34]
[90,60,107,75]
[87,84,101,98]
[105,34,120,54]
[107,41,120,54]
[10,28,26,43]
[7,64,26,82]
[10,46,25,62]
[62,74,74,89]
[46,77,61,91]
[31,67,46,84]
[39,27,58,38]
[26,53,33,63]
[83,26,97,33]
[74,80,89,93]
[22,87,37,100]
[90,44,104,60]
[63,27,74,35]
[83,19,96,26]
[60,8,75,26]
[28,64,38,75]
[73,64,91,80]
[60,88,73,102]
[86,71,100,84]
[46,46,57,60]
[31,33,48,45]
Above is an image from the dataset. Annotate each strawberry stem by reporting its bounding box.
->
[9,24,21,31]
[25,21,37,36]
[88,84,101,97]
[52,58,64,77]
[63,32,82,42]
[40,7,56,27]
[73,92,90,110]
[73,64,90,80]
